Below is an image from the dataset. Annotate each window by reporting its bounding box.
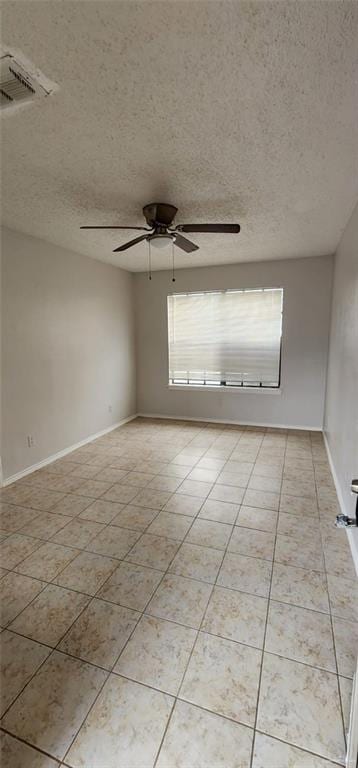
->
[167,288,283,389]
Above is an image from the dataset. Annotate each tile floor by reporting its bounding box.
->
[0,417,357,767]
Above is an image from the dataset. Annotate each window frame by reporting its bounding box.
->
[167,287,283,392]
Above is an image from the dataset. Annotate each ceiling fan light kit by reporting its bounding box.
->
[80,202,240,280]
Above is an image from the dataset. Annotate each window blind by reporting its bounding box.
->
[167,288,283,387]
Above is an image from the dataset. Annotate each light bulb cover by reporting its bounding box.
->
[149,234,173,249]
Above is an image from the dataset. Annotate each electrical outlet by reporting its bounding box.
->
[27,435,35,447]
[108,405,112,413]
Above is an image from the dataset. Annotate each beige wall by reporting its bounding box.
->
[1,227,136,480]
[134,255,333,429]
[324,202,358,518]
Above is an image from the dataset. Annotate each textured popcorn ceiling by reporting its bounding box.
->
[1,1,358,272]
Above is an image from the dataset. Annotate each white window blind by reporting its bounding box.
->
[167,288,283,388]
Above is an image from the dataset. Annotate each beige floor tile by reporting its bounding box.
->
[257,653,345,763]
[115,615,196,694]
[265,601,336,671]
[65,674,173,768]
[0,503,40,532]
[15,542,79,581]
[0,731,59,768]
[100,483,138,504]
[123,471,156,488]
[59,598,138,669]
[156,700,253,768]
[19,512,68,540]
[339,676,353,734]
[332,617,358,677]
[280,494,318,516]
[277,512,320,542]
[180,632,261,726]
[131,488,173,510]
[164,493,203,517]
[98,561,163,611]
[72,479,114,499]
[252,732,339,768]
[186,519,232,550]
[147,574,212,628]
[148,475,183,492]
[49,494,93,517]
[111,504,158,531]
[237,506,277,533]
[323,543,357,581]
[242,489,280,511]
[275,534,325,571]
[20,488,66,512]
[85,525,140,559]
[229,527,275,560]
[125,533,179,570]
[169,542,223,583]
[187,467,220,484]
[0,484,33,506]
[196,457,226,471]
[202,586,267,647]
[281,479,316,499]
[327,573,358,621]
[0,533,42,569]
[0,571,46,627]
[146,511,193,540]
[209,484,245,505]
[54,551,118,595]
[225,460,254,475]
[216,470,249,488]
[51,518,104,548]
[271,563,330,613]
[9,584,90,646]
[94,467,129,483]
[177,479,213,499]
[252,462,283,478]
[160,463,191,479]
[2,651,107,761]
[198,498,239,524]
[78,499,124,524]
[248,475,282,494]
[218,552,272,597]
[36,475,86,494]
[0,630,50,716]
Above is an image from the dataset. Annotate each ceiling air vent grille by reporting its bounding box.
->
[0,50,58,113]
[0,65,35,105]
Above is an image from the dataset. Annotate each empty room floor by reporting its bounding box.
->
[1,418,357,767]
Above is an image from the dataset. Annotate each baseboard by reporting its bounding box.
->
[323,431,358,578]
[1,414,138,487]
[137,412,322,431]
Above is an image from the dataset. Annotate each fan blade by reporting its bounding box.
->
[81,226,150,230]
[113,234,149,252]
[177,223,240,234]
[174,233,199,253]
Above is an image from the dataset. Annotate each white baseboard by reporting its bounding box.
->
[137,412,322,431]
[1,414,138,487]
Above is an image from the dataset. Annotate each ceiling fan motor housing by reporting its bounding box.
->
[143,203,178,229]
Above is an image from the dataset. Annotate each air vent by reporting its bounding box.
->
[0,50,58,113]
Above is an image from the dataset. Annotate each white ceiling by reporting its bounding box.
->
[1,1,358,272]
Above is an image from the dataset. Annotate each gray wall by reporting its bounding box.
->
[1,227,136,480]
[324,202,358,517]
[134,255,333,429]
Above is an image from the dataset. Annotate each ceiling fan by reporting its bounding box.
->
[80,202,240,253]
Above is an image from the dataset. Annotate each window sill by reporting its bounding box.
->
[167,384,282,395]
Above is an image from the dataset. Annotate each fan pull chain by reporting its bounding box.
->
[148,240,152,281]
[172,240,176,282]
